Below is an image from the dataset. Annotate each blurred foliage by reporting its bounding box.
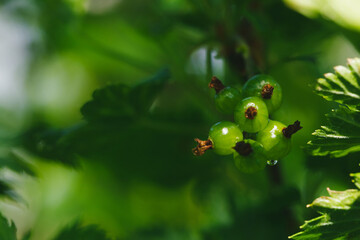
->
[285,0,360,33]
[0,0,359,240]
[54,221,111,240]
[0,213,16,240]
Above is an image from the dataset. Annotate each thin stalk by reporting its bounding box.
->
[206,47,213,82]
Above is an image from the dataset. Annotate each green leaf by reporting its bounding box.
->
[80,84,134,123]
[307,107,360,157]
[307,58,360,157]
[54,222,111,240]
[294,58,360,239]
[18,69,209,188]
[129,67,171,113]
[0,213,16,240]
[315,58,360,111]
[20,69,171,167]
[81,68,170,122]
[289,173,360,240]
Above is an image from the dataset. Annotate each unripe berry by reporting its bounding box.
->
[233,140,267,173]
[234,96,269,133]
[256,120,302,160]
[193,121,243,156]
[209,76,242,114]
[242,74,282,113]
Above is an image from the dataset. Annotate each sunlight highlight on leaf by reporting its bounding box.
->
[285,0,360,32]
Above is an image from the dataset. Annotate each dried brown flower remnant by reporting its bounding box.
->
[282,120,302,138]
[192,138,213,156]
[209,76,225,94]
[245,106,257,119]
[233,141,252,156]
[261,84,274,99]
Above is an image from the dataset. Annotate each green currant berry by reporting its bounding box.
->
[215,87,242,114]
[242,74,282,113]
[234,96,269,133]
[233,140,267,173]
[209,76,241,114]
[256,120,302,160]
[192,121,243,156]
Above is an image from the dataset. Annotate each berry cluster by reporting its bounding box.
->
[193,75,302,173]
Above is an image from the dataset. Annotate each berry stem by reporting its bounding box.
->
[282,120,303,138]
[245,106,257,119]
[233,141,252,156]
[209,76,225,94]
[261,84,274,99]
[192,138,213,156]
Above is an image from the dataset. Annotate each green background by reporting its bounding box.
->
[0,0,359,239]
